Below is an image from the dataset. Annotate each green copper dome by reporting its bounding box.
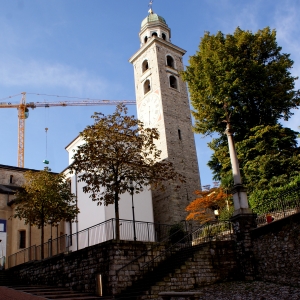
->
[141,12,167,28]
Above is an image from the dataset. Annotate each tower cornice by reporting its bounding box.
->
[129,36,186,63]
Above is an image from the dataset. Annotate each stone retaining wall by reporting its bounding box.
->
[9,240,166,296]
[139,241,239,299]
[251,213,300,287]
[9,239,238,297]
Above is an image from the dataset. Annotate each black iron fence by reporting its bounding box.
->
[140,221,233,275]
[115,221,234,298]
[117,220,190,275]
[7,218,175,268]
[0,256,5,270]
[252,186,300,226]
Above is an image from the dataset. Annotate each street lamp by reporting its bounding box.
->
[214,209,219,220]
[129,181,137,242]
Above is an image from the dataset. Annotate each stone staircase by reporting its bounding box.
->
[115,239,238,299]
[7,286,113,300]
[0,270,13,286]
[115,244,199,299]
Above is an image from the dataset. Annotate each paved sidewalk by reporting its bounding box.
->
[189,281,300,300]
[0,286,46,300]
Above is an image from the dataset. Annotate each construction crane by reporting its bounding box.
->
[0,92,136,168]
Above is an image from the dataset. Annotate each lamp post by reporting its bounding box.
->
[129,181,137,242]
[213,208,219,221]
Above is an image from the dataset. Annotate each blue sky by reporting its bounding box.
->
[0,0,299,187]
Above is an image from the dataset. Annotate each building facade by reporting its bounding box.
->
[129,10,201,225]
[0,165,60,263]
[64,136,155,249]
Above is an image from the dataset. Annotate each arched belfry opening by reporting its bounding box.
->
[166,55,174,68]
[144,36,148,43]
[144,79,151,94]
[142,60,149,73]
[152,32,158,37]
[162,33,166,40]
[169,75,177,89]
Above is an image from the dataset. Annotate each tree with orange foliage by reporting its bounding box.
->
[186,187,230,223]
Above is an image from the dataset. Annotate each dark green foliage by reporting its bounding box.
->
[209,125,300,193]
[182,27,299,140]
[249,175,300,213]
[182,27,300,207]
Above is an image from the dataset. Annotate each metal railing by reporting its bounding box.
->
[117,220,190,275]
[7,218,175,268]
[253,186,300,226]
[116,221,233,298]
[0,256,5,270]
[191,221,234,246]
[7,245,36,268]
[140,221,233,274]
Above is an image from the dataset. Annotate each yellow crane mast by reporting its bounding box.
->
[0,92,136,168]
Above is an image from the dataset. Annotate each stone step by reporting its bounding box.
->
[51,297,111,300]
[12,287,69,292]
[7,285,110,300]
[35,293,98,299]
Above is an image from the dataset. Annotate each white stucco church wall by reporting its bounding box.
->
[64,135,155,250]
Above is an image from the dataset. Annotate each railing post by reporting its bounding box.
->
[76,231,79,251]
[112,219,115,240]
[147,222,149,241]
[88,227,90,247]
[67,235,70,253]
[280,197,286,217]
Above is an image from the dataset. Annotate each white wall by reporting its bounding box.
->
[64,136,155,251]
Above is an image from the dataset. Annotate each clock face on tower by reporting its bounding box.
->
[138,93,162,127]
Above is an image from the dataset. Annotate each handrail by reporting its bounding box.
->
[7,218,175,268]
[252,185,300,226]
[140,221,233,274]
[252,185,300,213]
[116,220,189,274]
[0,255,6,270]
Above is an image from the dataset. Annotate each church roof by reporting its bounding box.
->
[141,11,167,28]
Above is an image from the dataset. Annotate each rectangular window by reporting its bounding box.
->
[69,222,73,246]
[0,220,6,232]
[178,129,182,140]
[67,179,72,191]
[19,231,26,249]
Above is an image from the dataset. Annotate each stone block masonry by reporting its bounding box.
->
[8,239,238,298]
[251,212,300,287]
[138,241,238,299]
[9,240,167,296]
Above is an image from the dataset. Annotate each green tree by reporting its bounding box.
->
[182,27,299,139]
[70,104,184,240]
[181,27,300,200]
[13,169,79,258]
[237,125,300,192]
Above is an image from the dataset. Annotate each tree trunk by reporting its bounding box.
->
[115,191,120,241]
[41,222,44,259]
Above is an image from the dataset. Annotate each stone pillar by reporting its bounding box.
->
[225,122,257,279]
[231,213,257,280]
[225,123,251,215]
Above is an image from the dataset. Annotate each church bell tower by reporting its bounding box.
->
[129,8,201,224]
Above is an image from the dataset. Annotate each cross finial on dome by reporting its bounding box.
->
[148,0,153,14]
